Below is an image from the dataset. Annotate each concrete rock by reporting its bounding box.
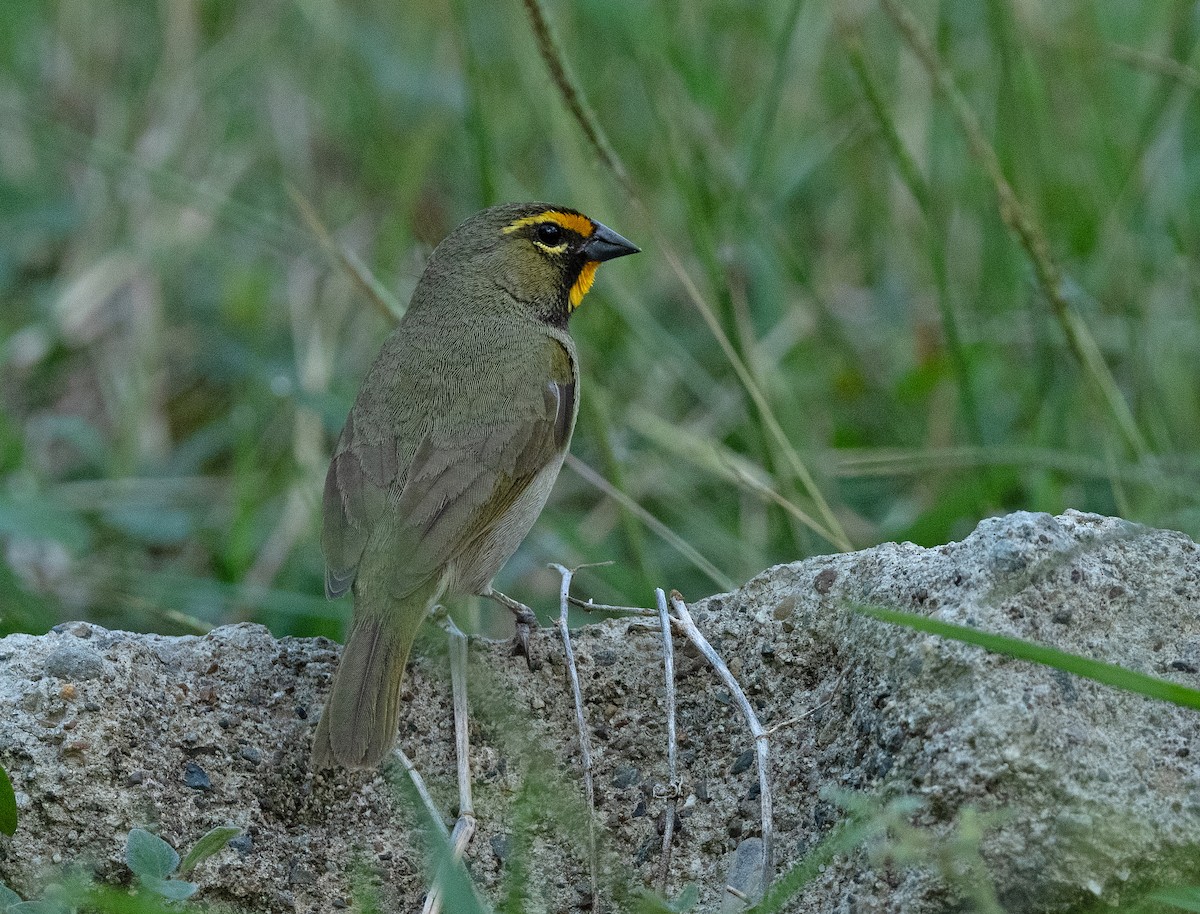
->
[0,510,1198,911]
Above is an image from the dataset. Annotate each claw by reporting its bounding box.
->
[510,607,539,669]
[489,590,540,671]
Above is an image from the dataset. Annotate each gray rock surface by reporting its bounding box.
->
[1,510,1199,912]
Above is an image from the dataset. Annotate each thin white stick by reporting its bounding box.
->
[669,592,773,893]
[423,617,477,914]
[568,594,658,617]
[446,617,474,822]
[422,814,478,914]
[392,747,449,839]
[655,588,679,893]
[550,563,599,911]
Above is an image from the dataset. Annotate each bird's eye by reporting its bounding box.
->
[535,222,564,246]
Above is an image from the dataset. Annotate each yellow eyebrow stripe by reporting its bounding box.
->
[503,210,595,237]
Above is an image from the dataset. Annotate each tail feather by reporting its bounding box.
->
[313,573,448,769]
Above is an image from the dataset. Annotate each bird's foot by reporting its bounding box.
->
[487,590,539,670]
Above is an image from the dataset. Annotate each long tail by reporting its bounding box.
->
[311,583,439,770]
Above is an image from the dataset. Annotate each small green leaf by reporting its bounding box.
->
[671,884,700,911]
[0,764,16,836]
[630,892,675,914]
[179,826,240,875]
[125,828,179,880]
[0,882,23,906]
[138,875,198,901]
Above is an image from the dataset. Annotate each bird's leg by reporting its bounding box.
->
[487,589,538,669]
[422,612,476,914]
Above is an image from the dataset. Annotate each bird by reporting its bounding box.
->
[311,202,639,769]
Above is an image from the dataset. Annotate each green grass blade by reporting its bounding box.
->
[1151,886,1200,912]
[856,605,1200,711]
[0,764,15,837]
[393,766,493,914]
[746,0,807,185]
[840,24,987,456]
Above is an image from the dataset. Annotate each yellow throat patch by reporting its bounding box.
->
[570,261,599,310]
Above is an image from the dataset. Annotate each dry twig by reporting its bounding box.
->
[287,182,404,323]
[568,594,658,617]
[520,0,629,185]
[392,747,449,839]
[655,588,680,893]
[1106,42,1200,91]
[551,563,599,910]
[669,591,773,895]
[446,617,475,826]
[422,616,477,914]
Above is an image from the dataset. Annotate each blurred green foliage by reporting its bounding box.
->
[1,0,1199,639]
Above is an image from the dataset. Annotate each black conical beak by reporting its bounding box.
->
[582,221,640,262]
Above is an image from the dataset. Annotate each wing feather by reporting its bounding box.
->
[322,335,576,601]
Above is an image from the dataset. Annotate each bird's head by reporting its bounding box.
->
[422,202,640,327]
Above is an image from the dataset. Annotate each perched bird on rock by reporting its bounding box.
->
[312,202,639,769]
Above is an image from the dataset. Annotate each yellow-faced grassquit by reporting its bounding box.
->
[312,202,639,769]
